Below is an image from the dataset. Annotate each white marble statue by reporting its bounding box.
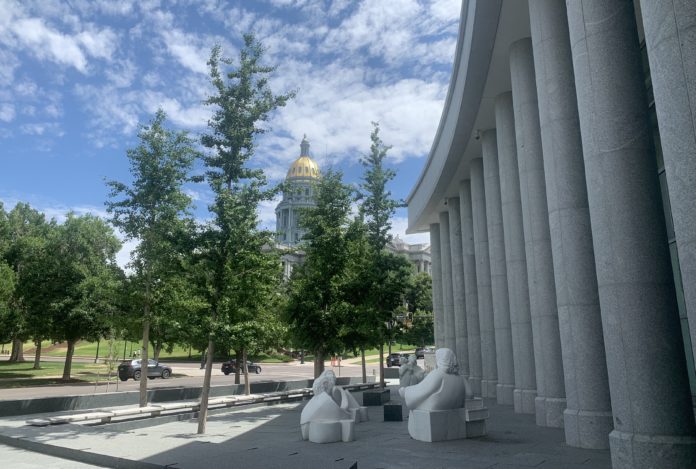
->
[399,354,425,387]
[399,348,486,441]
[300,370,367,443]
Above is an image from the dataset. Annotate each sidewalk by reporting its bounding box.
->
[0,386,611,469]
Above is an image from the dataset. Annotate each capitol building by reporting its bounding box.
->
[275,136,431,278]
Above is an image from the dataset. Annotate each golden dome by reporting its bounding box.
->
[286,135,320,179]
[287,155,320,179]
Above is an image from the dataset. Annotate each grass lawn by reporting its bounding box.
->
[0,360,119,389]
[35,340,198,361]
[16,340,297,364]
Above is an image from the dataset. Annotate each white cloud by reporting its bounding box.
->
[76,26,118,60]
[19,122,64,136]
[11,17,89,72]
[0,103,16,122]
[162,29,211,75]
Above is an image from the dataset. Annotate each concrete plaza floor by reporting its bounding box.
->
[0,387,612,469]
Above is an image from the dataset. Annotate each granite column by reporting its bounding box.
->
[468,163,498,398]
[567,1,696,466]
[495,96,537,415]
[510,38,566,429]
[480,133,516,406]
[641,0,696,383]
[429,223,444,349]
[438,211,457,352]
[459,179,485,397]
[448,197,470,379]
[529,0,613,448]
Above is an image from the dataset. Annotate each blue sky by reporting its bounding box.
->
[0,0,460,266]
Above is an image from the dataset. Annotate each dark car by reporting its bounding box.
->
[118,359,172,381]
[386,353,410,367]
[221,359,262,375]
[415,348,427,359]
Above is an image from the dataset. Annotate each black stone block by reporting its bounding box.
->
[362,389,390,406]
[383,403,403,421]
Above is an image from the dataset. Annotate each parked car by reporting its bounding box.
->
[386,353,410,367]
[221,359,262,375]
[118,359,172,381]
[415,347,427,359]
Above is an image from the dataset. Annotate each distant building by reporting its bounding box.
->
[275,135,430,278]
[275,135,319,246]
[388,236,431,275]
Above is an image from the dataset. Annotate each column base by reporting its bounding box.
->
[496,383,514,405]
[564,408,613,449]
[469,376,482,397]
[535,396,565,428]
[610,429,696,469]
[481,379,497,398]
[513,388,536,414]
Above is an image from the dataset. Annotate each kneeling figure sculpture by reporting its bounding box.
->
[300,370,368,443]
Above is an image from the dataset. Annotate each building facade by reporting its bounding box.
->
[406,1,696,468]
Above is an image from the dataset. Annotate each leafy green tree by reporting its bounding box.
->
[196,34,294,434]
[15,225,56,369]
[358,122,410,386]
[285,170,355,378]
[1,203,50,362]
[0,261,15,343]
[399,271,433,347]
[46,214,122,380]
[406,271,432,314]
[107,109,199,406]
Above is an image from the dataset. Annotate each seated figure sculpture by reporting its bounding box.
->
[300,370,366,443]
[399,348,486,442]
[399,354,425,387]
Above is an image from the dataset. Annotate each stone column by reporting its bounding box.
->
[438,212,457,352]
[529,0,613,448]
[567,1,696,467]
[510,38,566,429]
[641,0,696,385]
[458,180,484,397]
[429,223,444,349]
[447,197,470,379]
[480,135,516,406]
[495,93,537,415]
[467,164,498,398]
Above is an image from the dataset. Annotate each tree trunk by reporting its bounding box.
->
[234,349,241,385]
[154,340,162,361]
[62,340,75,381]
[314,349,325,378]
[197,335,215,434]
[33,340,42,370]
[139,319,150,407]
[9,338,24,362]
[361,348,367,383]
[379,344,385,388]
[242,348,250,395]
[94,339,100,364]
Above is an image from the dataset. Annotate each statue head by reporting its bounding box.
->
[408,354,417,366]
[312,369,337,395]
[435,348,459,375]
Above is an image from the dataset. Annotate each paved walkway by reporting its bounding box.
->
[0,387,611,469]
